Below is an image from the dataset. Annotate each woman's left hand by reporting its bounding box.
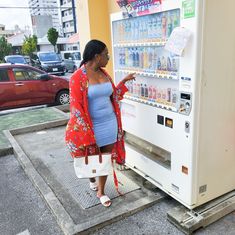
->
[122,73,136,84]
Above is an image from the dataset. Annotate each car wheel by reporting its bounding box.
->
[73,66,77,73]
[56,90,69,105]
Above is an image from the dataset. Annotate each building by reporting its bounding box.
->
[28,0,63,35]
[59,0,77,38]
[31,15,53,38]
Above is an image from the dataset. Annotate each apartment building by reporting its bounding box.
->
[59,0,77,38]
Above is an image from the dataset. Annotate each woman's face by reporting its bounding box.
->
[98,47,110,67]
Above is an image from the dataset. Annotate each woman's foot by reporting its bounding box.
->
[97,194,112,207]
[89,181,98,191]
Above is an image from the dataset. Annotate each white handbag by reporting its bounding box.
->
[74,152,112,179]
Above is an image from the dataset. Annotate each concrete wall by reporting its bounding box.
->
[76,0,121,76]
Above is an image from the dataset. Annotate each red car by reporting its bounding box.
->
[0,64,69,110]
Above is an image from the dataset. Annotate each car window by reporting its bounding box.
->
[13,68,42,81]
[6,56,26,64]
[64,53,71,59]
[73,52,81,60]
[38,52,61,62]
[0,69,10,82]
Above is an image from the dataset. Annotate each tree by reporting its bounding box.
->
[0,36,12,61]
[47,28,59,52]
[22,35,38,57]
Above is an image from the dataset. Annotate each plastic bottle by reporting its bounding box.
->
[125,48,128,68]
[137,83,141,97]
[152,86,157,99]
[132,48,136,68]
[144,84,148,98]
[171,88,178,104]
[156,14,162,39]
[135,48,139,68]
[161,56,167,71]
[153,48,158,71]
[148,47,153,71]
[139,47,144,70]
[119,48,122,67]
[143,47,148,70]
[167,56,172,72]
[141,83,144,97]
[173,11,180,29]
[129,80,133,94]
[133,82,137,96]
[172,57,177,72]
[161,13,167,39]
[147,17,153,40]
[148,85,153,99]
[157,57,161,71]
[167,12,173,38]
[167,88,171,102]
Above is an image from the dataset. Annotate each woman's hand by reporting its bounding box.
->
[122,73,136,84]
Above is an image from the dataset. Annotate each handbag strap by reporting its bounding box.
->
[85,146,102,165]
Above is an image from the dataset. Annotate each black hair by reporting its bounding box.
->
[79,39,106,67]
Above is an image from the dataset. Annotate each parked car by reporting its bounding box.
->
[60,50,81,72]
[32,51,66,75]
[23,55,32,65]
[4,55,27,64]
[0,64,69,110]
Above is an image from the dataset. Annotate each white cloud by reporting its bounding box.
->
[0,0,31,30]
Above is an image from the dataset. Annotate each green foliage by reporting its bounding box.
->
[0,36,12,61]
[22,35,38,56]
[47,28,59,52]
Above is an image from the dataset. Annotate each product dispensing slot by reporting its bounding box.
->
[124,132,171,169]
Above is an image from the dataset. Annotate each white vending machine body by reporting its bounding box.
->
[111,0,235,209]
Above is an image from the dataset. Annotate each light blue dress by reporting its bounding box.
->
[88,82,118,147]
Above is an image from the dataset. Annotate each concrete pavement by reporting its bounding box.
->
[0,105,235,235]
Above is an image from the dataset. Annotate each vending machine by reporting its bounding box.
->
[111,0,235,209]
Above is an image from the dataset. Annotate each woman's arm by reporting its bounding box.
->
[68,73,96,147]
[116,73,136,100]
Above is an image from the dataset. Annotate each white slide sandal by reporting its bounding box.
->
[98,195,111,207]
[89,181,98,191]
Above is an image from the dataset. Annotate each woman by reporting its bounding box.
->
[65,39,135,207]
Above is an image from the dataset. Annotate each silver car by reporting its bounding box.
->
[60,51,81,73]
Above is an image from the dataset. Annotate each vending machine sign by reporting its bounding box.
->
[116,0,162,16]
[182,0,195,19]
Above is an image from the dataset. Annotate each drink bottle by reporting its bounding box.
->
[137,83,141,97]
[139,47,144,70]
[167,56,172,71]
[167,12,173,37]
[157,57,161,71]
[136,48,140,68]
[152,86,157,99]
[161,13,167,39]
[141,83,144,97]
[148,47,153,71]
[144,84,148,98]
[148,86,153,99]
[167,88,171,102]
[153,47,158,70]
[156,14,162,39]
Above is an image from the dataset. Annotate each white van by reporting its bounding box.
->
[60,51,81,72]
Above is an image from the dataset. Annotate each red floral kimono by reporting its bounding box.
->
[65,65,128,165]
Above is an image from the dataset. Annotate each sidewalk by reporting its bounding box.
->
[1,106,235,235]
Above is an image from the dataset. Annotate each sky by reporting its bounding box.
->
[0,0,31,30]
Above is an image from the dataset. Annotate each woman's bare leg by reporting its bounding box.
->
[97,143,114,205]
